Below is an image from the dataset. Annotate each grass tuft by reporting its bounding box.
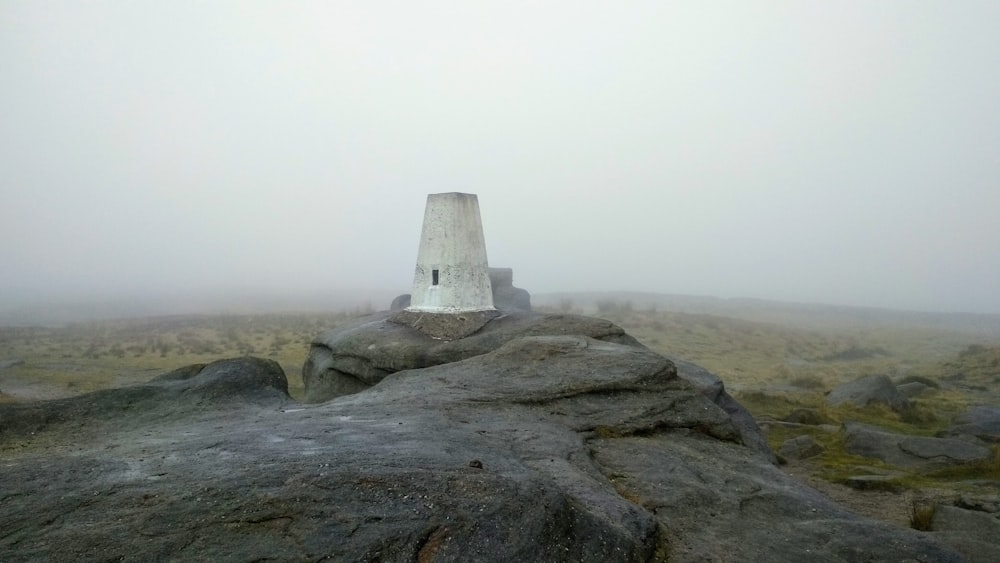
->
[910,502,937,531]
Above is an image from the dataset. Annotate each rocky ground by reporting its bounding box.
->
[4,311,993,561]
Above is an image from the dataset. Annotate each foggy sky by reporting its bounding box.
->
[2,1,999,314]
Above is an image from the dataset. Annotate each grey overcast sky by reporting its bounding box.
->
[2,1,999,314]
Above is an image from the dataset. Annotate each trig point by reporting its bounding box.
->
[407,192,496,313]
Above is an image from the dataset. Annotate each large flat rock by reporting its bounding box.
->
[0,332,966,561]
[843,421,993,470]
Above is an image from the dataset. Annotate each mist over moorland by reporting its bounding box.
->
[0,289,400,327]
[5,289,1000,335]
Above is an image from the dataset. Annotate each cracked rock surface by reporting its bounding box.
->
[1,320,966,561]
[302,311,640,403]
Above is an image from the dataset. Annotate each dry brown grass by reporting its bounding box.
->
[0,312,358,401]
[910,502,937,531]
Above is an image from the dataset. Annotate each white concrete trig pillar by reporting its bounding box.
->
[407,193,495,313]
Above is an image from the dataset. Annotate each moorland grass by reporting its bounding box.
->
[0,312,359,401]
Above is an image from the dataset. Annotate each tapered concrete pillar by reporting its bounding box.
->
[407,193,495,313]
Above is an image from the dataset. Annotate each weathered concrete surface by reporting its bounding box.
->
[0,338,967,561]
[408,192,494,313]
[391,266,531,315]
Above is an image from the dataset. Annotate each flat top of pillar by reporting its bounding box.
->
[427,192,478,199]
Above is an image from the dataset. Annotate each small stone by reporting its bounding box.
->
[468,459,483,469]
[779,435,824,460]
[841,474,906,492]
[783,408,833,426]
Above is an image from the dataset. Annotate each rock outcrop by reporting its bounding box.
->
[946,405,1000,443]
[0,318,969,561]
[926,499,1000,563]
[0,357,290,438]
[827,374,910,412]
[389,293,411,311]
[488,267,531,311]
[302,311,640,403]
[932,504,1000,536]
[842,421,993,470]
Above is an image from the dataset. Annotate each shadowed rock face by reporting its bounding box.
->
[488,267,531,312]
[0,356,291,437]
[0,322,967,562]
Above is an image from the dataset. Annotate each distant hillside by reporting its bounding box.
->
[533,291,1000,338]
[4,288,999,338]
[0,289,402,327]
